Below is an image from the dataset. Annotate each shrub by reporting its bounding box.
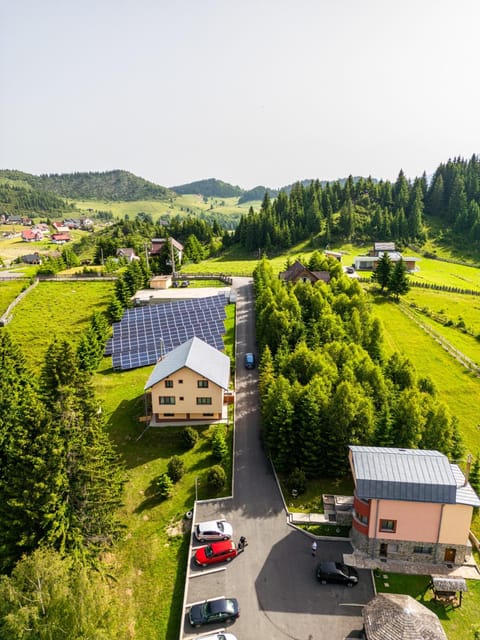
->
[207,465,226,490]
[212,429,228,461]
[182,426,199,449]
[156,473,174,499]
[286,468,307,495]
[167,455,185,483]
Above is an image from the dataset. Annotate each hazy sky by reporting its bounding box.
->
[1,0,480,190]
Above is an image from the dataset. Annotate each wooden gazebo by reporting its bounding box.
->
[430,575,467,608]
[363,593,447,640]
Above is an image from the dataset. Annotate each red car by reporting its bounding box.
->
[194,540,238,567]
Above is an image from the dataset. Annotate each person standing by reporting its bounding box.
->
[311,540,317,556]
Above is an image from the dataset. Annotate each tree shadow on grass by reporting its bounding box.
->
[165,532,191,640]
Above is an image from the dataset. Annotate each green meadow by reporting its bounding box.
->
[3,281,114,367]
[73,194,258,222]
[372,297,480,454]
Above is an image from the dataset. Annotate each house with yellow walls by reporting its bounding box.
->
[349,446,480,565]
[144,336,230,425]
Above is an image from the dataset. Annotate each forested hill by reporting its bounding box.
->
[0,170,171,202]
[170,178,243,198]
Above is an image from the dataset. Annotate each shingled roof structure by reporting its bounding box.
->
[363,593,447,640]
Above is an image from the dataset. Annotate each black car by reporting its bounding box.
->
[189,597,240,628]
[316,562,359,587]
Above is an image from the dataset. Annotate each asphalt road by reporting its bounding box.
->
[182,278,374,640]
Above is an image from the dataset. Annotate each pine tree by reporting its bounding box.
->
[371,252,393,292]
[388,258,410,300]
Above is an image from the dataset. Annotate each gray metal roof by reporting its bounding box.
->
[349,446,480,505]
[144,336,230,391]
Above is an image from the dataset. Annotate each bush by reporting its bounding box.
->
[212,428,228,461]
[207,465,226,490]
[156,473,174,499]
[167,455,185,483]
[286,468,307,495]
[182,427,199,449]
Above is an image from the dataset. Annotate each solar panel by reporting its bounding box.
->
[109,294,229,370]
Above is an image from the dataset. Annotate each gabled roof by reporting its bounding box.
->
[279,260,331,284]
[349,446,480,506]
[144,336,229,391]
[150,237,184,252]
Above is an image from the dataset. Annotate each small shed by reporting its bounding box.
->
[363,593,447,640]
[430,575,467,607]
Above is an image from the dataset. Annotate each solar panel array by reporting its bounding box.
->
[108,294,228,371]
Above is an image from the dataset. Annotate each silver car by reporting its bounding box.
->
[194,520,233,542]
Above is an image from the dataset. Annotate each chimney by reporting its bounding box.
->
[464,453,473,486]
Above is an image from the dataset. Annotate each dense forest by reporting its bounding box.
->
[254,257,464,482]
[0,182,73,216]
[0,169,171,202]
[235,155,480,253]
[170,177,243,198]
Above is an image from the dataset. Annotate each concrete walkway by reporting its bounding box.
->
[344,549,480,580]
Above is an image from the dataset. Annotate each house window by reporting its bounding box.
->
[379,519,396,533]
[355,510,368,525]
[159,396,176,405]
[179,397,184,401]
[202,412,214,417]
[197,379,209,388]
[178,380,183,384]
[163,413,175,417]
[196,397,212,405]
[414,545,433,554]
[165,380,173,388]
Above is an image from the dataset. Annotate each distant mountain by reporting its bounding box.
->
[170,178,243,198]
[238,186,278,204]
[0,169,172,202]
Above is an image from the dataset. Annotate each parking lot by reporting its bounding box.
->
[180,279,375,639]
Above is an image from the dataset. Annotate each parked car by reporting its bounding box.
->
[193,634,237,640]
[244,352,255,369]
[189,597,240,628]
[195,520,233,542]
[194,540,238,566]
[181,280,190,287]
[316,562,359,586]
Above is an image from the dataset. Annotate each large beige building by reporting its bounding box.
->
[144,336,230,425]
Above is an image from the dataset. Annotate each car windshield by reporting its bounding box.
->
[205,545,214,558]
[217,521,224,532]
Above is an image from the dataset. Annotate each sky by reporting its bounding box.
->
[1,0,480,190]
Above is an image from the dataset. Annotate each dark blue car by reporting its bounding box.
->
[244,353,255,369]
[189,597,240,628]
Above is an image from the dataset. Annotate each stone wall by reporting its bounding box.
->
[350,527,468,565]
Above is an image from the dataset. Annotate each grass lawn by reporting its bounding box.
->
[374,571,480,640]
[0,279,28,314]
[4,280,115,367]
[372,296,480,455]
[281,476,354,513]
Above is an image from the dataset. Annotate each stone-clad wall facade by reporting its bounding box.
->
[351,527,469,565]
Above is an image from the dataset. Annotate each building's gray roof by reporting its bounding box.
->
[144,336,230,391]
[374,242,396,252]
[349,446,480,506]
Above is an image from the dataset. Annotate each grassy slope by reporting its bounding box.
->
[4,281,114,366]
[0,279,26,314]
[73,194,259,221]
[372,297,480,454]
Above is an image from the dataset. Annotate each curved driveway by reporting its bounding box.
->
[183,278,372,639]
